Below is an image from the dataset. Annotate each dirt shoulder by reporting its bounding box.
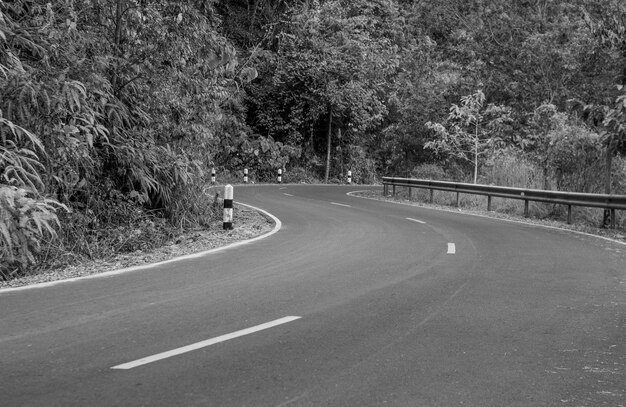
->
[0,205,275,290]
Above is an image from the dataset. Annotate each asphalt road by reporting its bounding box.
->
[2,185,625,406]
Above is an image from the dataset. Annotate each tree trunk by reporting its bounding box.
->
[603,138,614,227]
[473,125,478,184]
[542,162,550,190]
[325,107,333,183]
[338,128,343,179]
[112,0,125,97]
[605,139,613,195]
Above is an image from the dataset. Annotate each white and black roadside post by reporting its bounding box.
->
[211,167,216,184]
[278,168,283,184]
[244,168,248,184]
[223,184,234,230]
[347,170,352,184]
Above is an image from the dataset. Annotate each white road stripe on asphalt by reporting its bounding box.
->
[447,243,456,254]
[330,202,351,207]
[283,193,294,197]
[111,316,301,370]
[406,217,426,224]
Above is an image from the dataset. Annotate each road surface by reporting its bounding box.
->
[2,185,625,406]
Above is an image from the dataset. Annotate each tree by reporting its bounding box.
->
[573,1,626,225]
[248,0,406,182]
[425,90,511,184]
[599,87,626,193]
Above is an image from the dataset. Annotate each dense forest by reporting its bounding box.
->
[2,0,626,279]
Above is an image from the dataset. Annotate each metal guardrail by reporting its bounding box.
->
[382,177,626,228]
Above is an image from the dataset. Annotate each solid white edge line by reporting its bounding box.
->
[111,316,301,370]
[330,202,351,208]
[447,243,456,254]
[1,202,282,294]
[406,217,426,224]
[347,190,626,247]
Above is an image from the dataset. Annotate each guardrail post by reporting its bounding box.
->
[392,184,396,196]
[243,168,248,184]
[223,185,234,230]
[408,186,412,200]
[611,209,616,229]
[487,195,492,211]
[456,192,460,207]
[211,167,216,184]
[429,189,434,203]
[524,200,529,218]
[567,205,572,224]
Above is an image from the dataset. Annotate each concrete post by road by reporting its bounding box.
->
[223,185,234,230]
[244,168,248,184]
[347,170,352,184]
[278,168,282,184]
[211,168,216,184]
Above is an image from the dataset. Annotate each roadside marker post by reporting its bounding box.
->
[347,170,352,184]
[244,168,248,184]
[278,168,282,184]
[211,168,216,184]
[223,185,234,230]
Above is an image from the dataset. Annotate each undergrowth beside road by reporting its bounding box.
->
[0,201,274,289]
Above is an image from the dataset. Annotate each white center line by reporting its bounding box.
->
[447,243,456,254]
[111,316,301,370]
[330,202,351,208]
[406,217,426,224]
[283,193,294,197]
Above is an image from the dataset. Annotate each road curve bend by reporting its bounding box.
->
[1,185,625,406]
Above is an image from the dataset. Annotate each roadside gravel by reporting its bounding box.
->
[0,205,274,290]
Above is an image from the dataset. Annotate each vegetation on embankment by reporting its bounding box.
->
[2,1,626,280]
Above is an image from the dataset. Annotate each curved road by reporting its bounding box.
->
[1,185,625,406]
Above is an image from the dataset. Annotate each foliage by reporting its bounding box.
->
[0,0,298,278]
[425,90,512,183]
[600,87,626,155]
[0,186,67,280]
[546,120,603,193]
[0,105,67,279]
[247,0,408,180]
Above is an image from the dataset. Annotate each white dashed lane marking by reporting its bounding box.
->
[283,193,294,197]
[330,202,351,208]
[111,316,302,370]
[406,217,426,224]
[447,243,456,254]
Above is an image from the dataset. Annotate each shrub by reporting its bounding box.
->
[410,163,448,180]
[0,187,67,280]
[0,113,67,279]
